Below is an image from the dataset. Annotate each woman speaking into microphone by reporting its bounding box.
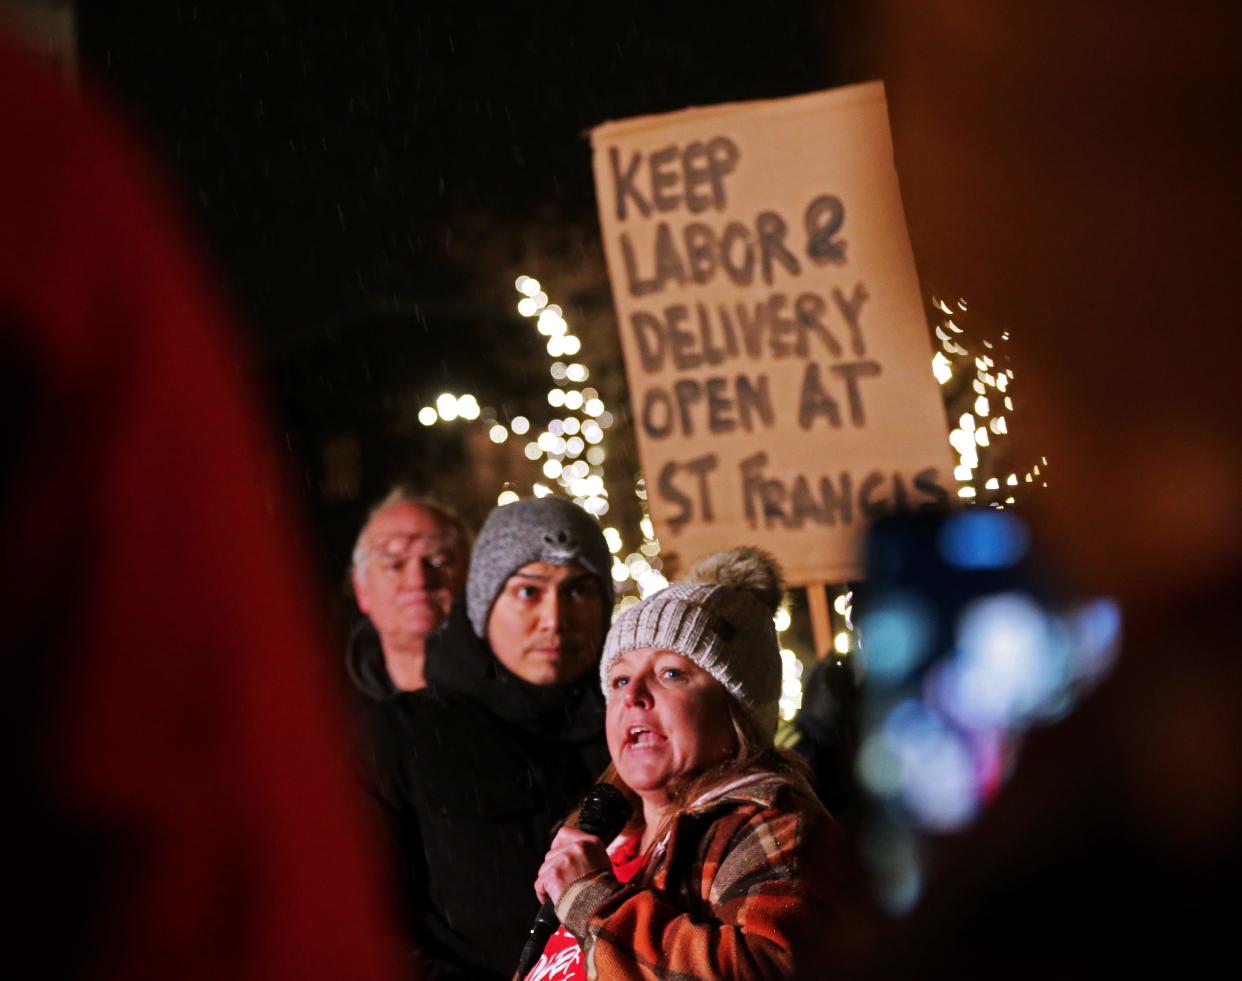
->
[526,547,842,980]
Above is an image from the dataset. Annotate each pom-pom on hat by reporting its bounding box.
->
[466,496,613,639]
[600,547,785,743]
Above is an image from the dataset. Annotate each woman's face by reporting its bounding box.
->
[605,647,738,801]
[486,561,604,685]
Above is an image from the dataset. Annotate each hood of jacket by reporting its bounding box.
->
[424,600,605,743]
[344,616,396,701]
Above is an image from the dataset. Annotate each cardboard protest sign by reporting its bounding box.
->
[591,82,953,585]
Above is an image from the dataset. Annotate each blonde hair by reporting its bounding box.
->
[573,697,810,844]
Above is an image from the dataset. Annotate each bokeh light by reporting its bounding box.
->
[938,510,1030,570]
[857,594,936,685]
[435,392,458,421]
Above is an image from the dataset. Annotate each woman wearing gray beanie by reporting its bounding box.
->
[524,547,843,981]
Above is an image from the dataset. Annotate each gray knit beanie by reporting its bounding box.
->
[600,547,785,744]
[466,496,614,638]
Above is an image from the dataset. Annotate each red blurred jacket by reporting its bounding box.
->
[1,32,401,980]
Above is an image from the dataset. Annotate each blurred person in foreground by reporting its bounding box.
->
[526,547,844,981]
[348,489,469,699]
[364,496,614,979]
[1,30,398,980]
[849,2,1242,975]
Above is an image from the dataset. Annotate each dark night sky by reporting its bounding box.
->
[73,1,855,608]
[78,1,845,350]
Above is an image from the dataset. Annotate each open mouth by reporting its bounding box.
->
[627,725,667,749]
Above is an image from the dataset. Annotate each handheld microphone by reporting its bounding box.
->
[515,783,632,980]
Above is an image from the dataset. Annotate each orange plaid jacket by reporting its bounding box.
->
[554,771,839,980]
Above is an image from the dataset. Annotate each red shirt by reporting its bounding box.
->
[525,836,649,981]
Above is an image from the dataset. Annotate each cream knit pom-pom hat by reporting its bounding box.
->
[600,547,784,743]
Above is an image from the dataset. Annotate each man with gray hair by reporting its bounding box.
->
[348,489,469,699]
[362,495,614,979]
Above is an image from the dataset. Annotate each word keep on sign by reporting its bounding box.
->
[591,83,953,585]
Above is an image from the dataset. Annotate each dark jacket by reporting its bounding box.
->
[362,602,610,980]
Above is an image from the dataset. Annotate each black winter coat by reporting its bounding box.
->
[361,602,609,980]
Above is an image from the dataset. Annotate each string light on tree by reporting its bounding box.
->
[509,274,671,606]
[928,297,1044,508]
[774,604,803,722]
[418,392,485,426]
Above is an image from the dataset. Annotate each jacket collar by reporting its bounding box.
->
[640,770,812,891]
[684,771,797,814]
[424,600,606,740]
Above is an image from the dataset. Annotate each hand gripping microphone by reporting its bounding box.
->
[515,783,633,980]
